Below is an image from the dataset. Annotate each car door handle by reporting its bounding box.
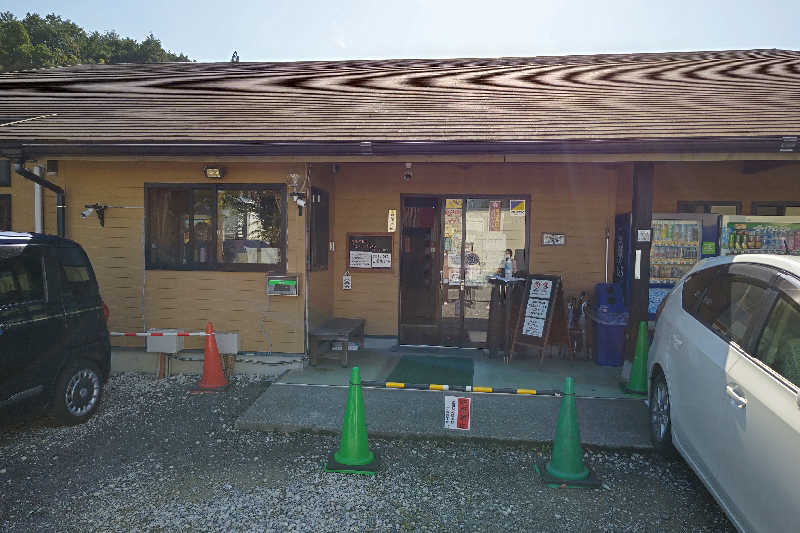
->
[725,385,748,409]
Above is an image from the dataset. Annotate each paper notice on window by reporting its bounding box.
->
[371,252,391,268]
[349,251,372,268]
[522,316,545,337]
[529,279,552,299]
[525,298,549,319]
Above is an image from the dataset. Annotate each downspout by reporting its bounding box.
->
[33,167,43,233]
[13,160,66,237]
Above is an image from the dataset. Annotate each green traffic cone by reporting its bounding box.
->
[624,321,650,395]
[324,367,379,475]
[538,377,600,488]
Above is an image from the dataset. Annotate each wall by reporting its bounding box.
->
[331,162,623,335]
[9,160,307,353]
[615,161,800,215]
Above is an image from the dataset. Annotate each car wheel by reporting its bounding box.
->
[650,371,675,456]
[52,360,103,425]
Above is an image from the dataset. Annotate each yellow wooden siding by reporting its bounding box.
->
[26,160,307,353]
[331,162,623,335]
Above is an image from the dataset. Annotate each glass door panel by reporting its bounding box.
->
[462,199,527,348]
[440,199,464,346]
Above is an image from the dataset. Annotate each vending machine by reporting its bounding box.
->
[719,215,800,256]
[614,212,720,319]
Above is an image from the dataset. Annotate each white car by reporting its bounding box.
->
[648,254,800,533]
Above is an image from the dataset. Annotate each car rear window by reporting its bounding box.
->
[0,246,45,306]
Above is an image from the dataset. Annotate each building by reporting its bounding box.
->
[1,49,799,360]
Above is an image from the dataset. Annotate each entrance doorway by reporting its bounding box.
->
[399,196,529,347]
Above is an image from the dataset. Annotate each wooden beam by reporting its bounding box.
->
[626,162,654,360]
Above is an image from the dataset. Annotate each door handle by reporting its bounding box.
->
[725,384,748,409]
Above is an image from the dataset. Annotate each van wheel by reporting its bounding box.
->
[52,361,103,425]
[650,372,675,456]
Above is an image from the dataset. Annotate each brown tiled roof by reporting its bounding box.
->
[0,49,798,153]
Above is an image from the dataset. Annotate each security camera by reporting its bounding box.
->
[402,162,413,181]
[296,197,306,207]
[81,207,95,219]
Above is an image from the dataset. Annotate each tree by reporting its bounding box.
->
[0,11,191,72]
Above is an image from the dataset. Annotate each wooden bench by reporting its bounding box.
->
[309,318,365,367]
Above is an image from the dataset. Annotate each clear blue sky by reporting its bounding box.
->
[4,0,799,62]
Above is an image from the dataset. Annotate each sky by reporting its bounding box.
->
[3,0,799,63]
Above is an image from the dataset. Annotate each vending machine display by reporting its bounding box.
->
[719,215,800,256]
[614,212,719,319]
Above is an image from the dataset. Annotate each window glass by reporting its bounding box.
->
[754,205,779,216]
[217,189,282,266]
[57,246,97,306]
[710,205,738,215]
[310,188,329,270]
[785,207,800,216]
[0,246,44,306]
[756,296,800,388]
[148,188,191,267]
[682,266,719,315]
[696,274,767,347]
[0,195,10,231]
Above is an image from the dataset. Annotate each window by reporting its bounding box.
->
[682,266,720,315]
[146,184,286,272]
[0,246,44,307]
[755,296,800,388]
[56,245,98,307]
[309,187,329,270]
[694,273,768,348]
[752,202,800,216]
[0,195,9,230]
[677,201,741,215]
[0,159,10,187]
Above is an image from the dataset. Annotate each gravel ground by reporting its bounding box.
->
[0,373,734,532]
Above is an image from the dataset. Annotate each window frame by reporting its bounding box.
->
[309,187,330,272]
[0,194,10,231]
[677,200,742,215]
[144,182,287,273]
[751,201,800,216]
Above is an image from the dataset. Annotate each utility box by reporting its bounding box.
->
[146,329,184,354]
[215,332,240,355]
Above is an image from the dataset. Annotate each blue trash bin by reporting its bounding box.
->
[592,309,628,367]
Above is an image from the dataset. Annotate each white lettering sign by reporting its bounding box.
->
[371,252,392,268]
[349,251,372,268]
[529,279,552,299]
[522,317,545,337]
[525,298,549,319]
[444,396,471,430]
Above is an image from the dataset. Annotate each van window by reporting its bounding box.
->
[755,296,800,388]
[56,246,98,306]
[0,246,45,306]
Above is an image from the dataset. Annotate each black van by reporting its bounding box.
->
[0,232,110,424]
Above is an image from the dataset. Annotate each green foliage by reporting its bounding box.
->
[0,11,191,72]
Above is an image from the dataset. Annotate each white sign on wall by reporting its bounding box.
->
[371,252,392,268]
[349,251,372,268]
[444,396,471,430]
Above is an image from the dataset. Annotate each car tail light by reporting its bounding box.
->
[102,302,110,323]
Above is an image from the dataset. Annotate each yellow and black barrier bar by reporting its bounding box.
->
[361,381,558,396]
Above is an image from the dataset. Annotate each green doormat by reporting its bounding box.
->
[386,355,474,387]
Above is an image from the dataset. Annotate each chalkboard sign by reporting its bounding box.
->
[511,274,568,353]
[347,233,394,273]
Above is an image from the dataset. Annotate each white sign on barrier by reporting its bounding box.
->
[444,395,471,430]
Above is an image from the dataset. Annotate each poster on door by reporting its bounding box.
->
[444,208,462,238]
[488,200,502,231]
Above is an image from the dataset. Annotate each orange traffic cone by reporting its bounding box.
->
[191,322,229,394]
